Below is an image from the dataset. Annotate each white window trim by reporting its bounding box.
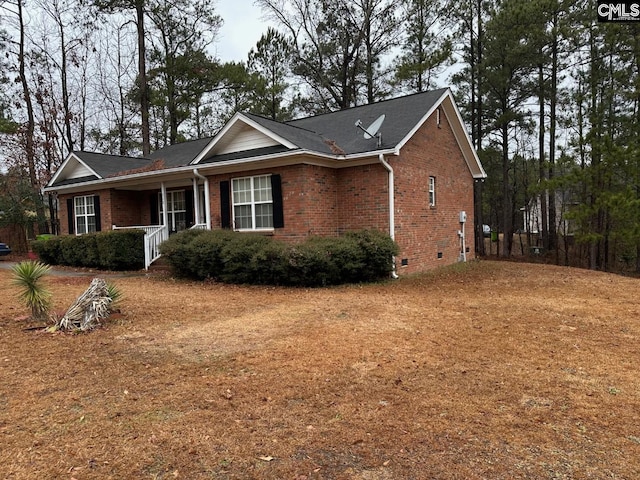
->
[159,190,187,232]
[232,174,274,232]
[74,195,96,235]
[429,176,436,207]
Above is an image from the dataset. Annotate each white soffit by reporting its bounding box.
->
[193,114,298,164]
[48,153,100,186]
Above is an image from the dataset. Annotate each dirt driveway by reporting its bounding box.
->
[1,260,639,479]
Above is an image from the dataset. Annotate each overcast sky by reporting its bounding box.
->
[215,0,273,63]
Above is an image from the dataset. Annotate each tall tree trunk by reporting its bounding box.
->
[588,25,601,270]
[548,12,559,258]
[17,0,48,234]
[136,1,150,156]
[501,121,513,257]
[472,0,485,256]
[58,19,74,153]
[475,0,483,152]
[538,62,548,250]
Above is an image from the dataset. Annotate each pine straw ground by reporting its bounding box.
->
[1,260,640,480]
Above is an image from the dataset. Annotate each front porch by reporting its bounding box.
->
[112,222,208,270]
[112,179,211,270]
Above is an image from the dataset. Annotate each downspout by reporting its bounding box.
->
[193,169,211,229]
[379,154,398,279]
[192,177,200,226]
[160,182,169,230]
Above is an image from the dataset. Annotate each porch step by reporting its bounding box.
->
[146,257,173,273]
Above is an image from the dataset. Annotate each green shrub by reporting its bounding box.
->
[344,229,399,281]
[95,230,145,270]
[284,239,339,286]
[218,234,273,284]
[250,240,289,285]
[159,228,398,286]
[60,235,86,266]
[159,228,209,277]
[31,237,63,264]
[32,231,144,270]
[76,234,100,268]
[187,229,236,280]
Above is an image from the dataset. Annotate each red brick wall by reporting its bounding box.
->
[55,108,476,275]
[58,189,147,234]
[337,164,390,234]
[390,108,476,274]
[111,190,145,227]
[206,164,339,241]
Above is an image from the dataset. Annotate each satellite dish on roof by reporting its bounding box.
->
[355,114,385,147]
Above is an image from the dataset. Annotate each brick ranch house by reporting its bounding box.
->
[44,88,487,275]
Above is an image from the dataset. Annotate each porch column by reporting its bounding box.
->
[193,169,211,229]
[160,182,169,229]
[192,178,201,225]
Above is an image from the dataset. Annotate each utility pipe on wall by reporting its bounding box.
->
[459,210,467,262]
[378,154,398,279]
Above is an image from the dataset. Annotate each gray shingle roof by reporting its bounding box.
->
[50,88,455,189]
[74,152,152,178]
[239,89,447,155]
[59,137,214,186]
[148,137,213,167]
[286,88,448,154]
[242,114,336,155]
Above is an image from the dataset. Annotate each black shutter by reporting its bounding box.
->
[67,198,75,234]
[271,174,284,229]
[220,181,231,229]
[185,190,194,227]
[150,193,159,225]
[94,195,101,232]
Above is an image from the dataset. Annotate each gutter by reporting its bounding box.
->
[44,148,401,194]
[378,153,398,279]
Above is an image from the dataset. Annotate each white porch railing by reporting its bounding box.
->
[190,223,208,230]
[112,224,169,270]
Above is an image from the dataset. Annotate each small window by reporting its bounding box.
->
[428,176,436,207]
[74,195,96,235]
[232,175,274,230]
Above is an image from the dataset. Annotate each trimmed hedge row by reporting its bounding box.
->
[31,230,145,271]
[160,229,399,286]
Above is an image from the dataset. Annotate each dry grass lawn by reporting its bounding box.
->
[1,260,640,479]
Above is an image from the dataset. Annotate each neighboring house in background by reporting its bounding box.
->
[521,190,578,237]
[44,88,487,274]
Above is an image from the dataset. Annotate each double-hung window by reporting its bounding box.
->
[232,175,273,230]
[159,190,187,232]
[428,176,436,207]
[74,195,96,234]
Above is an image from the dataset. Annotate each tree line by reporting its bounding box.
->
[0,0,638,272]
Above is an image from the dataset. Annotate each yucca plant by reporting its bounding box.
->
[11,261,52,321]
[106,281,123,311]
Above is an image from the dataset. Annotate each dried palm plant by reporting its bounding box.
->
[58,278,112,331]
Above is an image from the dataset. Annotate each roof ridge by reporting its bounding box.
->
[243,112,324,137]
[74,150,150,161]
[151,136,215,149]
[287,87,450,123]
